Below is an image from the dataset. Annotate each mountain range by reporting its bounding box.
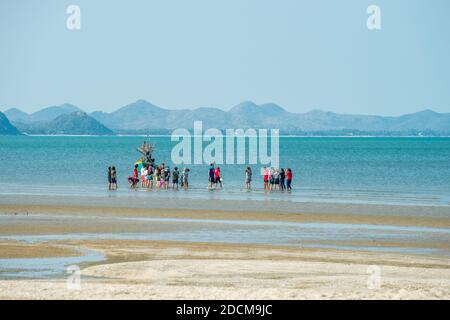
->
[2,100,450,135]
[5,104,82,124]
[10,111,113,135]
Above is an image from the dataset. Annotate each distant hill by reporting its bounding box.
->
[0,112,21,135]
[3,108,30,123]
[91,100,170,130]
[5,103,81,123]
[14,112,114,135]
[4,100,450,135]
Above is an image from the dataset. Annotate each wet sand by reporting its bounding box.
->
[1,202,450,230]
[0,241,81,259]
[0,197,449,299]
[1,194,450,218]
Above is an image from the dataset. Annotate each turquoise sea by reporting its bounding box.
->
[0,136,449,206]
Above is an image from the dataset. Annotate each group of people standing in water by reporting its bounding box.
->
[208,163,223,189]
[128,163,190,190]
[108,164,293,192]
[207,164,293,191]
[262,167,293,191]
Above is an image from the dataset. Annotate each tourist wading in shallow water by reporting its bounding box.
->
[245,166,252,190]
[107,166,112,190]
[107,166,118,190]
[172,167,179,190]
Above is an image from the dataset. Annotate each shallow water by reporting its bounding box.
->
[0,248,104,279]
[1,215,449,264]
[1,136,450,206]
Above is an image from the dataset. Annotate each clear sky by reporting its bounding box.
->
[1,0,449,115]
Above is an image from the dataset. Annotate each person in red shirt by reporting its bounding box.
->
[286,168,293,190]
[214,167,222,188]
[128,164,139,189]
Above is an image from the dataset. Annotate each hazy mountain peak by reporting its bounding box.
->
[29,104,82,123]
[229,101,260,113]
[4,104,82,123]
[133,99,157,107]
[134,99,152,104]
[259,103,287,115]
[193,106,225,113]
[41,103,81,112]
[415,109,439,115]
[4,108,30,123]
[5,107,28,115]
[118,99,163,112]
[399,109,441,119]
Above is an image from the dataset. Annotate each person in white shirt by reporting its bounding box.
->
[140,166,146,188]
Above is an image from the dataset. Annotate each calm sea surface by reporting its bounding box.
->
[0,136,449,206]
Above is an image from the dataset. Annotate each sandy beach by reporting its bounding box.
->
[0,196,449,300]
[1,240,449,300]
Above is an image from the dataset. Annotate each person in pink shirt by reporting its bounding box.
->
[263,167,269,190]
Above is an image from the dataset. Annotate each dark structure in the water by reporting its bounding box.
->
[136,140,155,168]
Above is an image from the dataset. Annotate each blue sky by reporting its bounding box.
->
[1,0,449,115]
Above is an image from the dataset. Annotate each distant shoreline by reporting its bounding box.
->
[8,134,450,138]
